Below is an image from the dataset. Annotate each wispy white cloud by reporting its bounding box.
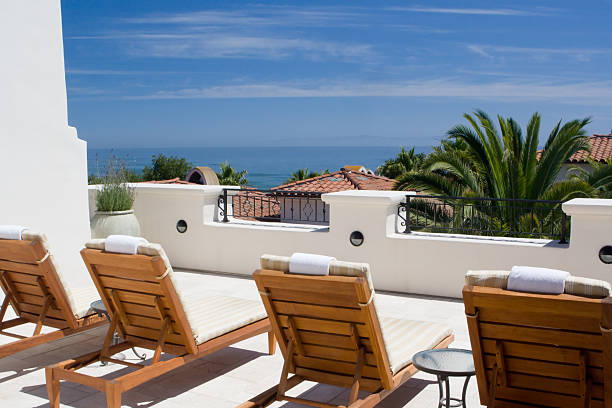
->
[123,78,612,105]
[388,7,548,16]
[467,44,612,62]
[124,35,374,61]
[466,45,491,58]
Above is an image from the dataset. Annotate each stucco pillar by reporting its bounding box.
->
[563,198,612,281]
[0,1,91,286]
[322,190,407,252]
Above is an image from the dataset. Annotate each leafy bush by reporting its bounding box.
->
[141,154,193,181]
[95,156,135,212]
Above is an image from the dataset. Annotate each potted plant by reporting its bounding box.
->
[90,157,141,238]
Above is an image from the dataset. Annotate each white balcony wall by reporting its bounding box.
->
[89,185,612,298]
[0,1,91,287]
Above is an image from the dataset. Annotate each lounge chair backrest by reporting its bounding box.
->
[0,231,78,328]
[82,240,198,354]
[256,254,395,391]
[463,271,612,407]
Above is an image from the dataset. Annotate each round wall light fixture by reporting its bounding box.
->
[599,246,612,264]
[176,220,188,234]
[350,231,364,247]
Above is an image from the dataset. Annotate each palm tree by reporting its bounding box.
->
[285,168,329,184]
[216,161,248,186]
[377,147,426,179]
[570,158,612,198]
[395,110,593,238]
[396,110,592,202]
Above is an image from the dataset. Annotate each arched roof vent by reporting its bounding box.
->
[186,166,220,185]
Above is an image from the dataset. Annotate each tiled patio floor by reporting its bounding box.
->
[0,270,483,407]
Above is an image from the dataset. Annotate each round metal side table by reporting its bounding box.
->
[90,300,147,363]
[413,348,475,408]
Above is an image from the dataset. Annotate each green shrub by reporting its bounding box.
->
[141,154,193,181]
[95,156,135,212]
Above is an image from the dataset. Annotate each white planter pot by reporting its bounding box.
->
[90,210,141,239]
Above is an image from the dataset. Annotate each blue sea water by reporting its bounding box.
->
[87,146,430,189]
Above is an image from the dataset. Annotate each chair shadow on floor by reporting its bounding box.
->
[0,325,108,385]
[273,378,438,408]
[22,346,266,407]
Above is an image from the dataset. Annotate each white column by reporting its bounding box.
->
[563,198,612,282]
[0,1,91,286]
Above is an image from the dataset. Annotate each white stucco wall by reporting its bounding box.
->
[93,185,612,299]
[0,1,91,287]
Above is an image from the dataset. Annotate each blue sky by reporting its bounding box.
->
[61,0,612,148]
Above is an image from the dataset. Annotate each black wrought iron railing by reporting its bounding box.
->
[218,188,329,225]
[398,195,569,243]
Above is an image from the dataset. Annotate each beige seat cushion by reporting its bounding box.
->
[179,294,267,345]
[465,270,611,298]
[86,239,268,344]
[379,317,453,374]
[22,231,98,318]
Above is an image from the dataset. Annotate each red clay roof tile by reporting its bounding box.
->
[537,134,612,163]
[271,168,395,193]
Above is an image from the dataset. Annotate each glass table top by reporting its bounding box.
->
[412,348,475,376]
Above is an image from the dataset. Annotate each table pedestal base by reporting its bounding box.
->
[437,375,472,408]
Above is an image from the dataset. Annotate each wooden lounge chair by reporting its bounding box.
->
[0,230,106,359]
[463,270,612,408]
[46,238,275,408]
[241,254,454,408]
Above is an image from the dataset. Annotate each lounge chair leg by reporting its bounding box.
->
[267,331,276,355]
[45,367,61,408]
[106,382,122,408]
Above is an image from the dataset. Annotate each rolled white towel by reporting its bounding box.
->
[289,253,336,276]
[105,235,148,254]
[508,265,570,294]
[0,225,27,240]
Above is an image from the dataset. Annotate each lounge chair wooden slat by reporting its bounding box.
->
[4,270,46,285]
[485,371,603,398]
[80,249,159,272]
[0,239,37,261]
[256,273,358,296]
[99,288,157,306]
[483,354,603,382]
[0,236,106,359]
[46,246,274,408]
[278,315,369,336]
[268,287,359,308]
[274,301,363,322]
[478,307,601,333]
[495,386,600,407]
[247,267,454,407]
[94,264,161,282]
[97,275,165,295]
[464,284,612,407]
[301,343,379,366]
[470,288,601,317]
[282,328,372,351]
[121,301,168,317]
[294,366,383,392]
[481,339,604,367]
[479,322,603,350]
[293,354,381,379]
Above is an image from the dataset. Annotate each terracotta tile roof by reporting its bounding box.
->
[271,168,396,193]
[537,134,612,163]
[139,178,196,185]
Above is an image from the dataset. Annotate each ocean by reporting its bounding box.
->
[87,146,430,189]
